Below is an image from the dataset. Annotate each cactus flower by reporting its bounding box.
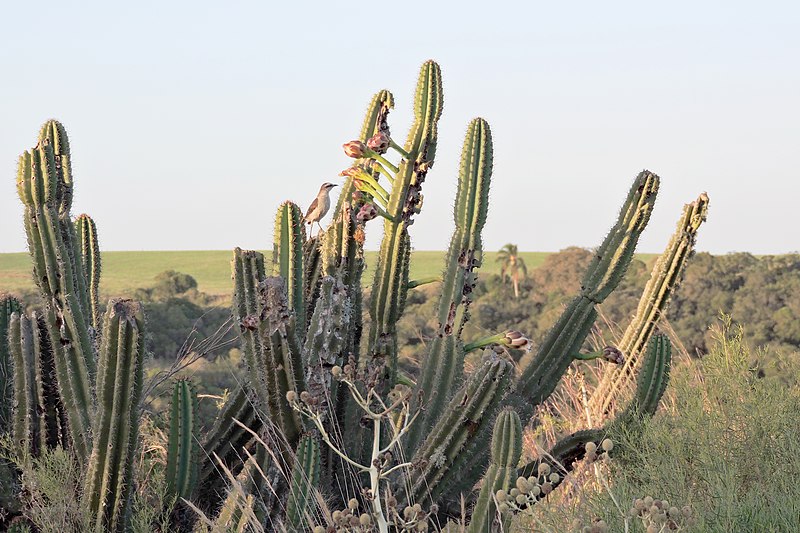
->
[343,140,367,158]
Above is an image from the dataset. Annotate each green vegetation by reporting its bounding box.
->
[0,250,554,297]
[527,322,800,532]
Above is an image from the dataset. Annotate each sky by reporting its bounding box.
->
[1,1,798,255]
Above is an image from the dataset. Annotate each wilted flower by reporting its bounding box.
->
[367,131,391,154]
[357,203,378,222]
[343,140,367,158]
[504,330,532,352]
[602,345,625,365]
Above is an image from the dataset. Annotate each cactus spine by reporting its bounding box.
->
[84,299,145,533]
[76,213,102,332]
[286,435,321,530]
[590,194,708,414]
[408,117,493,454]
[17,125,96,463]
[166,379,199,502]
[467,409,521,533]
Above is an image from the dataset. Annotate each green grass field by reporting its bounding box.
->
[0,250,554,297]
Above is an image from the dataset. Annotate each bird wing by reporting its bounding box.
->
[304,197,319,221]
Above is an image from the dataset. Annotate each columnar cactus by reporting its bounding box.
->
[16,130,96,463]
[0,296,22,434]
[3,63,686,533]
[589,193,709,414]
[84,299,145,533]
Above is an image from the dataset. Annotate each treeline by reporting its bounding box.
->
[397,248,800,370]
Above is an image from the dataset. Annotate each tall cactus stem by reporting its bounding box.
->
[408,117,492,454]
[0,296,22,434]
[467,408,521,533]
[516,171,659,423]
[17,139,96,463]
[591,194,708,414]
[368,60,444,383]
[273,201,306,329]
[165,379,199,503]
[286,435,321,530]
[84,299,145,533]
[76,214,102,333]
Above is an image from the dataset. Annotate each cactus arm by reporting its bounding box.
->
[273,202,306,329]
[232,249,304,444]
[76,214,102,333]
[368,60,444,382]
[286,435,321,530]
[515,171,659,423]
[17,142,96,462]
[0,296,22,435]
[408,117,493,455]
[10,312,45,456]
[407,355,513,504]
[591,194,708,414]
[165,379,199,503]
[84,299,145,533]
[196,386,261,511]
[467,409,522,533]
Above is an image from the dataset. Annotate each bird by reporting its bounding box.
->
[304,182,338,235]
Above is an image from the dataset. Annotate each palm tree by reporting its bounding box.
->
[496,243,527,298]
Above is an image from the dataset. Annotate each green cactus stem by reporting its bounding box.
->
[84,299,145,533]
[197,386,261,512]
[590,194,708,414]
[406,354,513,504]
[467,409,521,533]
[408,117,493,455]
[273,201,306,329]
[367,60,444,384]
[17,138,96,463]
[0,296,22,434]
[165,379,199,504]
[76,214,102,333]
[515,171,659,422]
[232,248,304,446]
[286,435,321,530]
[9,312,45,456]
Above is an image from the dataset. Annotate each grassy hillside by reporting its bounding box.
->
[0,250,559,297]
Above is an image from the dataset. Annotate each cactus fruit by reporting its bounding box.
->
[467,409,522,533]
[84,299,145,533]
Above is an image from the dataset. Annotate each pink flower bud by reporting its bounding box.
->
[367,132,391,154]
[504,330,532,352]
[343,140,367,158]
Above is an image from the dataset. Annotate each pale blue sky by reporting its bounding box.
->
[1,1,798,254]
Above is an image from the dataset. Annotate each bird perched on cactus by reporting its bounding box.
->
[304,182,337,235]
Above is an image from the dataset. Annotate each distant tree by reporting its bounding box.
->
[497,243,527,298]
